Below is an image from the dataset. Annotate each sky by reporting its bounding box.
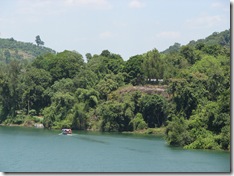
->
[0,0,231,60]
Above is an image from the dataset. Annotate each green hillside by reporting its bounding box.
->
[162,29,230,54]
[0,37,56,63]
[0,29,230,151]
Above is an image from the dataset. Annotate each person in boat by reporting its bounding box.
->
[62,129,72,134]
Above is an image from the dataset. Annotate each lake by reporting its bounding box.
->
[0,126,230,172]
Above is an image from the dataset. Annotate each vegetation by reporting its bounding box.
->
[0,29,230,151]
[0,37,55,63]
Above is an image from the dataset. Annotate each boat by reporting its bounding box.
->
[62,129,72,135]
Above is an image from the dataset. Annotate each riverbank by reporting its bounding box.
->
[122,127,166,136]
[0,115,44,128]
[0,124,230,152]
[1,120,165,137]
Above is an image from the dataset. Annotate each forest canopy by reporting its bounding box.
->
[0,29,230,151]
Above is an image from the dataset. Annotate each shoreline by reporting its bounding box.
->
[0,122,44,128]
[0,124,230,152]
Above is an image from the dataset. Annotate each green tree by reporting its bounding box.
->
[73,69,98,89]
[98,101,130,132]
[166,116,191,146]
[97,73,125,100]
[20,67,52,114]
[162,42,181,54]
[33,50,84,82]
[129,113,147,131]
[71,103,87,130]
[43,92,75,129]
[4,50,11,64]
[46,78,75,98]
[85,53,92,62]
[35,35,44,46]
[76,88,99,111]
[139,94,168,127]
[142,49,164,84]
[124,55,144,85]
[180,46,199,65]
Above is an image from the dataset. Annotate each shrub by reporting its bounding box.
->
[165,116,192,146]
[184,130,221,150]
[129,113,147,131]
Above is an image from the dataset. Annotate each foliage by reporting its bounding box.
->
[165,116,192,146]
[0,29,230,151]
[129,113,147,131]
[33,50,84,82]
[124,55,144,85]
[142,49,164,83]
[162,42,181,54]
[0,37,55,63]
[35,35,44,46]
[139,94,168,127]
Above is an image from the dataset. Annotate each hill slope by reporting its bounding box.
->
[0,37,56,63]
[162,29,230,54]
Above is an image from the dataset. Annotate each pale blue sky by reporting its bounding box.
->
[0,0,231,60]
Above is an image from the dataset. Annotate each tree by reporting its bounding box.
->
[100,50,111,57]
[4,50,11,63]
[85,53,92,62]
[20,67,52,114]
[100,50,125,74]
[97,73,125,100]
[180,46,197,65]
[75,88,100,111]
[139,94,168,127]
[124,55,144,85]
[71,103,87,130]
[129,113,147,131]
[166,116,191,146]
[33,50,84,82]
[142,49,164,84]
[35,35,44,46]
[0,61,22,120]
[162,42,181,54]
[98,101,131,132]
[73,69,98,89]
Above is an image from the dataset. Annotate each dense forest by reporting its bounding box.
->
[0,29,230,150]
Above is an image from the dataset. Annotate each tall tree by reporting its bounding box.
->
[35,35,44,46]
[142,49,164,83]
[124,55,144,85]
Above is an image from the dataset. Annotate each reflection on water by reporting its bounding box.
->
[74,135,109,144]
[123,147,151,153]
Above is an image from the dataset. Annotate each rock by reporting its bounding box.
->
[34,123,44,128]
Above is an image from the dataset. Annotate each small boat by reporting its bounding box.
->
[62,129,72,135]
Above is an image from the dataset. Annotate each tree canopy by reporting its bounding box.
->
[0,29,230,151]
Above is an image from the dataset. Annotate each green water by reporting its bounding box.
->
[0,126,230,172]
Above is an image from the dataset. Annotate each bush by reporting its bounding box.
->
[4,115,25,125]
[129,113,147,131]
[184,130,221,150]
[165,116,192,146]
[2,118,13,125]
[29,109,37,116]
[53,120,72,129]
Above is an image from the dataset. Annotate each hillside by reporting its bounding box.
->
[162,29,230,54]
[0,37,56,63]
[110,85,169,99]
[0,29,230,150]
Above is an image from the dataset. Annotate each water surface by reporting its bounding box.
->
[0,126,230,172]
